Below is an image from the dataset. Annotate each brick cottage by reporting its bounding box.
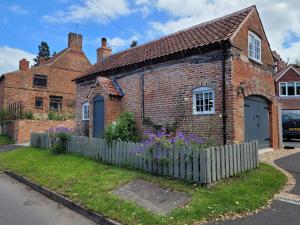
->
[0,33,91,119]
[74,5,279,149]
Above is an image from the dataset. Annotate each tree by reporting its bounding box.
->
[295,59,300,68]
[33,41,50,66]
[52,51,57,56]
[130,40,138,48]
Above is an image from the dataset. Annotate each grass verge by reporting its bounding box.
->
[0,134,14,145]
[0,147,286,225]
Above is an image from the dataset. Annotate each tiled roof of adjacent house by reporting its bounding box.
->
[278,98,300,110]
[274,65,300,81]
[75,5,255,81]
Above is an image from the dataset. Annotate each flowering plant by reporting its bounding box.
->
[47,125,74,154]
[137,128,207,164]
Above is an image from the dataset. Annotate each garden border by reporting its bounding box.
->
[4,170,121,225]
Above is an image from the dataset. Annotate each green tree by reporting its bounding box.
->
[33,41,50,66]
[130,40,138,48]
[295,59,300,68]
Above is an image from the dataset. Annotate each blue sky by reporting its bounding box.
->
[1,0,300,74]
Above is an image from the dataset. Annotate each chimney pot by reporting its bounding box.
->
[97,37,112,62]
[68,32,82,52]
[19,59,29,71]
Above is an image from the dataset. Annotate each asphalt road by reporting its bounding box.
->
[208,152,300,225]
[0,144,23,153]
[0,173,96,225]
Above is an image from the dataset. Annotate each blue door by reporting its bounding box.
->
[244,96,270,149]
[93,96,104,138]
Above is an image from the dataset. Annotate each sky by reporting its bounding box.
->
[0,0,300,74]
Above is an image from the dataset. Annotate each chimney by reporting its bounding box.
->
[97,38,112,62]
[19,59,29,71]
[68,32,82,52]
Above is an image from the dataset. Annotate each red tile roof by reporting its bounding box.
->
[97,77,123,97]
[75,5,255,81]
[278,98,300,110]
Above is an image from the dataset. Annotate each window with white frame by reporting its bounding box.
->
[82,102,89,120]
[193,87,215,115]
[279,82,300,96]
[248,31,261,63]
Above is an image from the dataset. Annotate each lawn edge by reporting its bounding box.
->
[4,170,121,225]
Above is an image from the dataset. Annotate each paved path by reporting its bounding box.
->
[0,173,96,225]
[208,151,300,225]
[0,144,23,153]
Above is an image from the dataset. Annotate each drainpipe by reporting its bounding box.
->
[141,74,145,121]
[222,44,228,145]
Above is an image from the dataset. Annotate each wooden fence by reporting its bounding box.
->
[30,133,259,185]
[8,101,23,119]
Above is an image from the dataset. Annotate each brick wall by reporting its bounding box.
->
[1,119,75,143]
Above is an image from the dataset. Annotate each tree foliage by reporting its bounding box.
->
[130,40,138,48]
[33,41,50,66]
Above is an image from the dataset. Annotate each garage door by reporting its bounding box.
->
[244,96,270,149]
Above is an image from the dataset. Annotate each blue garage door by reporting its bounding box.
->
[93,95,104,138]
[244,96,270,149]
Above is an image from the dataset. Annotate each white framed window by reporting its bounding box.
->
[248,31,262,63]
[193,87,215,115]
[279,82,300,97]
[82,102,89,120]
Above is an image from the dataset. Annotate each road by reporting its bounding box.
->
[208,152,300,225]
[0,173,96,225]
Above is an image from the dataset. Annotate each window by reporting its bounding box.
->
[33,74,47,87]
[82,102,89,120]
[193,87,215,115]
[49,95,63,110]
[248,31,261,63]
[279,82,300,96]
[35,97,43,108]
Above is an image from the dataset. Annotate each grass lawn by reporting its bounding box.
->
[0,134,14,145]
[0,147,286,225]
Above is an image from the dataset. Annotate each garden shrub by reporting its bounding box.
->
[0,108,13,121]
[21,111,34,119]
[104,112,140,143]
[47,126,74,154]
[48,112,75,121]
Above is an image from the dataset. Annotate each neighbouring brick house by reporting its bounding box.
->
[74,5,280,149]
[0,33,91,119]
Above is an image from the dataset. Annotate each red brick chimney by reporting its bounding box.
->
[97,38,112,62]
[19,59,29,71]
[68,32,82,52]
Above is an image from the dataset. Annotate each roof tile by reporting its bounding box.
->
[76,5,255,80]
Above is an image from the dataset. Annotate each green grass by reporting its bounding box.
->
[0,134,14,145]
[0,148,286,225]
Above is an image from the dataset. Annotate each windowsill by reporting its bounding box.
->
[279,95,300,98]
[193,111,215,115]
[33,86,47,89]
[248,57,263,65]
[34,107,43,109]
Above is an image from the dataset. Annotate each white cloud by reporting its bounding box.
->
[8,4,29,15]
[109,36,139,51]
[43,0,130,23]
[150,0,300,62]
[0,46,35,74]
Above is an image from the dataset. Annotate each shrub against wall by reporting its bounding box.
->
[47,126,74,154]
[104,112,140,143]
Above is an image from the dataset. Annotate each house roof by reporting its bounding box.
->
[88,77,124,97]
[272,50,287,72]
[275,65,300,81]
[278,98,300,110]
[75,5,256,81]
[39,48,70,65]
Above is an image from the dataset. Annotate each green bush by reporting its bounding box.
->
[21,111,34,120]
[48,126,74,154]
[0,108,13,121]
[104,112,140,143]
[48,112,75,121]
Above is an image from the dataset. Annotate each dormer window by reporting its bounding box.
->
[248,31,262,63]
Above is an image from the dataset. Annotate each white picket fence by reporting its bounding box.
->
[30,133,259,185]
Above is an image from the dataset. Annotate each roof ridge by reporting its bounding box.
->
[103,5,255,59]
